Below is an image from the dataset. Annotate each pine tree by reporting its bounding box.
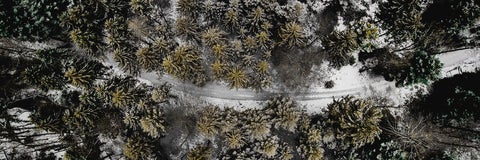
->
[130,0,151,14]
[423,0,480,40]
[111,89,134,109]
[378,0,424,43]
[279,22,305,48]
[298,118,324,160]
[162,45,206,85]
[255,136,279,158]
[202,27,226,47]
[265,96,300,132]
[256,60,270,74]
[151,84,171,103]
[186,144,212,160]
[139,109,166,138]
[224,8,239,29]
[175,16,199,40]
[64,67,90,87]
[245,110,271,140]
[30,104,66,133]
[114,48,140,76]
[248,7,265,27]
[105,16,129,49]
[64,58,106,87]
[177,0,203,16]
[225,130,245,149]
[123,136,154,160]
[62,105,99,131]
[211,60,226,80]
[278,145,294,160]
[123,109,140,129]
[162,56,177,75]
[354,21,379,52]
[243,35,257,51]
[197,115,218,137]
[256,31,271,49]
[326,96,383,149]
[69,29,100,53]
[22,49,66,90]
[23,63,65,91]
[211,44,228,58]
[136,47,163,71]
[396,51,443,86]
[226,67,249,89]
[323,30,358,68]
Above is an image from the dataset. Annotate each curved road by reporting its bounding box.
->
[139,49,480,104]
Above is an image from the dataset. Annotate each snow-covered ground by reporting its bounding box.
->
[0,108,64,159]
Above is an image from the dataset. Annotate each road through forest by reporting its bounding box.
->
[139,49,480,105]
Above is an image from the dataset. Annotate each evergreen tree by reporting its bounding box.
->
[186,144,212,160]
[298,117,324,160]
[0,0,69,40]
[265,96,300,132]
[396,51,443,86]
[422,0,480,36]
[162,45,207,85]
[224,130,245,149]
[61,0,107,54]
[255,136,280,158]
[378,0,424,43]
[177,0,203,16]
[62,105,100,132]
[30,102,67,133]
[123,136,155,160]
[136,47,163,72]
[323,30,358,68]
[202,27,226,47]
[325,96,383,149]
[226,67,249,89]
[139,109,166,138]
[22,49,67,91]
[64,58,106,87]
[114,48,140,76]
[211,60,227,80]
[175,16,200,40]
[279,22,306,48]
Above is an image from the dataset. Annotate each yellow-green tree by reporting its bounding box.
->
[211,60,227,80]
[162,45,206,85]
[202,27,226,46]
[279,22,305,48]
[226,67,249,89]
[186,144,212,160]
[136,47,163,71]
[325,96,383,149]
[123,136,154,160]
[175,16,200,40]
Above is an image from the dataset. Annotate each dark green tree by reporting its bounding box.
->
[396,51,443,86]
[323,30,358,68]
[123,135,160,160]
[64,58,106,87]
[378,0,424,44]
[418,71,480,125]
[22,49,67,91]
[422,0,480,36]
[0,0,69,40]
[325,96,383,149]
[61,0,109,54]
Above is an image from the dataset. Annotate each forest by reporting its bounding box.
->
[1,0,480,159]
